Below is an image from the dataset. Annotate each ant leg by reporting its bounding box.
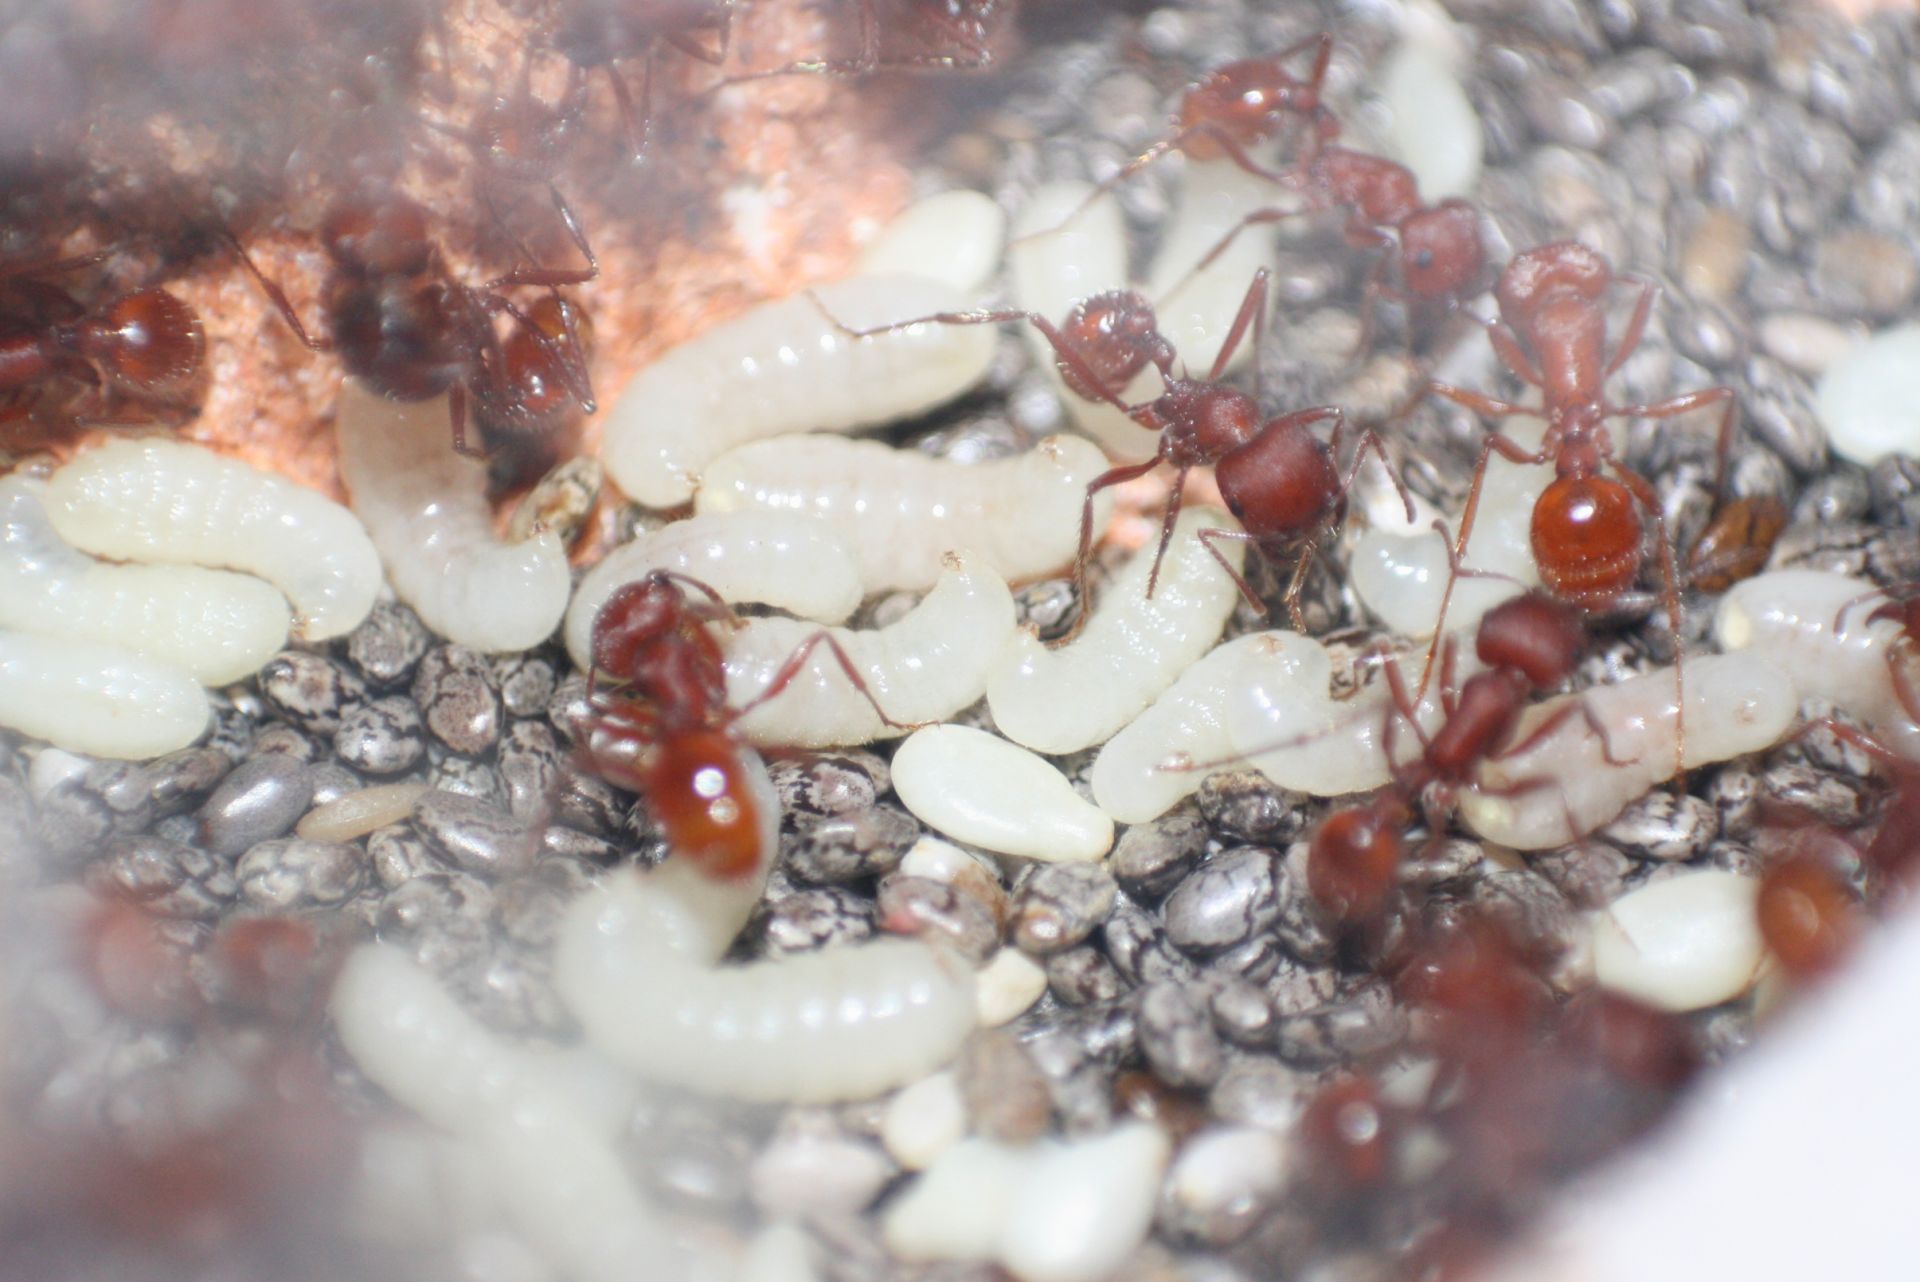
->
[1154,209,1296,319]
[1423,380,1539,425]
[1144,473,1190,600]
[1613,461,1688,779]
[1063,458,1164,644]
[732,631,922,731]
[1376,647,1438,774]
[1195,527,1271,619]
[547,184,599,278]
[1327,417,1415,526]
[1603,277,1659,378]
[1208,267,1270,383]
[448,384,490,460]
[1493,696,1639,768]
[1612,384,1740,503]
[222,230,330,352]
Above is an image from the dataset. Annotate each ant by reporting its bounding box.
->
[1306,590,1625,925]
[1683,492,1787,593]
[816,269,1409,631]
[0,256,204,437]
[236,193,595,455]
[581,571,914,880]
[528,0,733,161]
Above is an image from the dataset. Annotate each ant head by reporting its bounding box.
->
[1178,53,1320,157]
[1529,475,1643,613]
[1307,794,1413,925]
[1474,592,1584,689]
[1057,290,1169,399]
[910,0,1004,52]
[1495,240,1611,329]
[322,196,434,277]
[81,289,205,394]
[591,574,687,680]
[1398,201,1483,303]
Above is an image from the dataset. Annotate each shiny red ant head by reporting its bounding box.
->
[1178,42,1329,159]
[1474,592,1584,689]
[1398,200,1482,303]
[910,0,1005,51]
[1308,793,1413,924]
[1494,240,1611,330]
[79,289,205,394]
[1529,475,1644,612]
[1056,291,1170,401]
[322,196,434,277]
[484,295,596,436]
[591,574,690,681]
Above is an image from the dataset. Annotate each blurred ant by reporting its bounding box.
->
[526,0,733,160]
[784,0,1012,74]
[815,269,1410,631]
[581,571,914,879]
[0,253,204,439]
[236,193,594,454]
[1306,590,1625,925]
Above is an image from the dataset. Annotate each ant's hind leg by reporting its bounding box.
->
[734,631,923,732]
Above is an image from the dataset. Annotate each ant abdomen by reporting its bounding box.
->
[1472,592,1584,689]
[642,728,766,881]
[77,289,205,395]
[1531,475,1645,610]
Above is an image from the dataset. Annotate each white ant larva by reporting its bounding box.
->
[1714,569,1920,759]
[695,434,1116,594]
[856,189,1007,294]
[987,505,1245,755]
[0,475,289,685]
[563,510,864,670]
[891,725,1114,862]
[0,630,209,760]
[1590,869,1765,1014]
[1142,152,1289,380]
[1458,651,1797,849]
[724,551,1016,749]
[600,273,999,509]
[336,381,571,654]
[43,437,380,641]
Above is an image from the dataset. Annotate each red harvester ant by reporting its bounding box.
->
[236,192,595,454]
[0,256,204,438]
[581,571,913,880]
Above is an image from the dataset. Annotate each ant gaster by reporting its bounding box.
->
[582,571,912,880]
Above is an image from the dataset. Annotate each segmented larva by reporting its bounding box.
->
[600,273,999,509]
[0,630,209,760]
[695,434,1116,594]
[0,475,289,685]
[892,725,1114,862]
[1142,153,1289,380]
[336,381,571,654]
[564,511,864,670]
[724,551,1016,749]
[44,437,379,641]
[987,506,1245,755]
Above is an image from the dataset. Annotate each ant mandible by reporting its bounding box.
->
[581,571,915,880]
[0,257,204,437]
[237,193,595,454]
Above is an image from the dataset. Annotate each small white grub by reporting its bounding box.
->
[1591,870,1765,1012]
[1009,181,1159,462]
[1814,322,1920,466]
[882,1070,967,1171]
[892,725,1114,863]
[974,948,1049,1026]
[724,552,1016,749]
[336,381,570,654]
[886,1125,1171,1282]
[857,189,1007,294]
[1144,155,1290,380]
[563,511,863,669]
[750,1130,894,1218]
[331,945,684,1282]
[601,274,999,508]
[1377,34,1483,201]
[0,475,289,685]
[44,437,378,641]
[0,630,209,760]
[988,505,1244,755]
[297,781,431,843]
[695,434,1115,593]
[1348,418,1550,640]
[1460,652,1799,849]
[1714,569,1919,759]
[557,871,977,1104]
[1091,631,1307,825]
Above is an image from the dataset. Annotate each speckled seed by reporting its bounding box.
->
[1111,811,1209,901]
[545,673,594,745]
[1592,870,1764,1012]
[1678,206,1751,301]
[785,805,919,884]
[1759,760,1868,827]
[1163,848,1281,957]
[1045,946,1127,1007]
[492,653,559,719]
[34,764,155,863]
[235,836,366,910]
[496,720,563,821]
[1104,901,1197,988]
[366,823,436,888]
[332,697,426,776]
[411,646,502,756]
[756,885,876,957]
[878,874,999,966]
[426,753,502,805]
[1009,864,1117,957]
[249,723,317,761]
[1272,972,1405,1067]
[345,600,430,689]
[1194,771,1308,846]
[88,834,238,919]
[259,651,368,735]
[198,755,314,858]
[144,747,234,818]
[1813,229,1918,319]
[1597,788,1720,861]
[1206,973,1275,1049]
[410,790,539,879]
[1135,981,1224,1091]
[768,751,891,817]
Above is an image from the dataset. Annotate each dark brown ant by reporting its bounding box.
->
[1684,492,1787,593]
[237,193,594,454]
[0,259,203,437]
[581,570,913,880]
[1305,590,1623,925]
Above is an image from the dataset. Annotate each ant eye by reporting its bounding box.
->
[1414,249,1435,269]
